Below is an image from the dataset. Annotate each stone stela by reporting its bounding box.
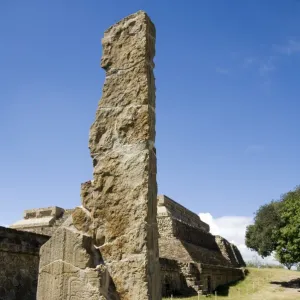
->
[36,10,161,300]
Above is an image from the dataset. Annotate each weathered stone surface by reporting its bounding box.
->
[0,226,49,300]
[100,14,155,72]
[85,10,160,300]
[37,10,160,300]
[39,226,94,270]
[231,243,246,267]
[37,219,119,300]
[72,206,93,234]
[38,260,103,300]
[157,195,245,296]
[81,180,94,211]
[215,235,246,268]
[157,195,210,232]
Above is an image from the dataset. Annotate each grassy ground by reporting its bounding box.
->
[163,268,300,300]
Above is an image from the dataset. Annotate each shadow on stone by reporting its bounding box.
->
[160,258,199,297]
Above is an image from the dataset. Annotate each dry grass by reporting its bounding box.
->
[163,268,300,300]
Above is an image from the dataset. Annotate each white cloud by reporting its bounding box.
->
[274,39,300,55]
[199,213,251,245]
[199,212,279,265]
[216,67,230,75]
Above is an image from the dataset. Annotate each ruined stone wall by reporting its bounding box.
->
[159,258,183,296]
[159,235,245,296]
[215,236,239,267]
[232,244,246,267]
[158,195,209,232]
[157,213,174,238]
[0,226,49,300]
[159,258,244,296]
[10,207,73,236]
[159,259,201,297]
[172,219,220,250]
[215,236,246,268]
[159,237,232,266]
[199,264,244,293]
[157,195,245,296]
[157,211,237,267]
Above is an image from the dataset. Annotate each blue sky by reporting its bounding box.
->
[1,0,300,226]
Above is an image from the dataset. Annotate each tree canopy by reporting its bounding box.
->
[245,186,300,267]
[275,187,300,265]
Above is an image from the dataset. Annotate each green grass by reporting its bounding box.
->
[163,268,300,300]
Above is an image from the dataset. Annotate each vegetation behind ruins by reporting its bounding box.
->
[245,185,300,269]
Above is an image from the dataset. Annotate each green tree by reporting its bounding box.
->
[245,201,281,257]
[246,186,300,268]
[275,187,300,266]
[274,252,294,270]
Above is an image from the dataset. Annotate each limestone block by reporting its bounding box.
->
[39,226,94,272]
[37,260,106,300]
[89,105,155,154]
[100,62,155,108]
[101,12,155,72]
[37,223,114,300]
[72,207,93,234]
[81,180,94,211]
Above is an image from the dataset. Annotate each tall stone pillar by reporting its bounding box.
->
[88,11,161,299]
[37,10,161,300]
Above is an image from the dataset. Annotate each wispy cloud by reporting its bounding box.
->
[245,144,265,155]
[274,39,300,55]
[259,56,276,76]
[243,57,256,68]
[257,56,276,91]
[241,55,275,87]
[216,67,230,75]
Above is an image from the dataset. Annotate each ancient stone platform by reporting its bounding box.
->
[10,206,73,236]
[157,195,245,295]
[12,195,246,297]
